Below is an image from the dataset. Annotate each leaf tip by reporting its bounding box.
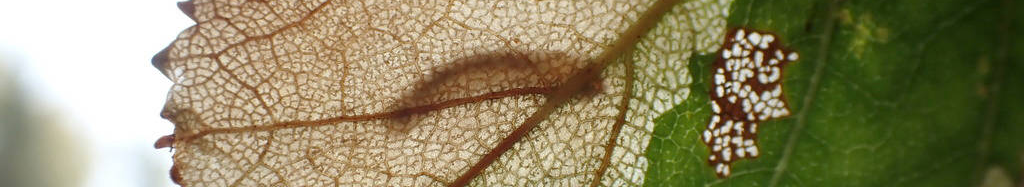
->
[151,46,171,77]
[170,163,183,185]
[177,0,198,22]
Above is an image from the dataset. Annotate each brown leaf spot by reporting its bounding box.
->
[703,28,798,177]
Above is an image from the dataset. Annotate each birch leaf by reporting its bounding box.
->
[154,0,1024,186]
[153,0,733,186]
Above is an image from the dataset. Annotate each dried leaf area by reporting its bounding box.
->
[152,0,733,186]
[703,28,797,177]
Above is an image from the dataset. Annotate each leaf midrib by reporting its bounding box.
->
[767,0,840,186]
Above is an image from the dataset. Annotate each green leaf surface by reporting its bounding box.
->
[645,0,1023,186]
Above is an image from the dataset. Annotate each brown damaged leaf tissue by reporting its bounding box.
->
[153,0,733,186]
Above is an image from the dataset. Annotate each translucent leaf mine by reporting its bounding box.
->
[703,28,797,177]
[153,0,732,186]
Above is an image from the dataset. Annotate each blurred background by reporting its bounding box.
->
[0,0,191,186]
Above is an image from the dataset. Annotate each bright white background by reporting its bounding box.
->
[0,0,193,186]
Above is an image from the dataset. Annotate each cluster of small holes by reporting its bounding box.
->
[702,28,798,177]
